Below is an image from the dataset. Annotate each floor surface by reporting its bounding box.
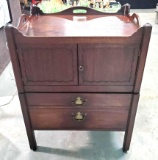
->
[0,0,21,75]
[0,9,158,160]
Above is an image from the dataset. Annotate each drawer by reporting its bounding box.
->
[29,107,129,130]
[26,93,132,109]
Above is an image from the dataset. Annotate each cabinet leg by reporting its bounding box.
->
[123,94,139,152]
[19,93,37,150]
[27,130,37,151]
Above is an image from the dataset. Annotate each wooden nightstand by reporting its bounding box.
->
[5,4,152,152]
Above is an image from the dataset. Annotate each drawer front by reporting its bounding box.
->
[29,107,129,130]
[26,93,132,108]
[27,93,131,130]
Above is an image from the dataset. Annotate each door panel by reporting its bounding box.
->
[78,44,139,86]
[18,44,78,85]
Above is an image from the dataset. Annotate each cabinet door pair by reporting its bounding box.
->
[18,44,140,86]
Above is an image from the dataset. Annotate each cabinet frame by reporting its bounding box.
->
[5,5,152,152]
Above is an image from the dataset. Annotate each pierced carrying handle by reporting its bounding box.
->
[17,14,30,29]
[51,6,108,15]
[70,6,89,14]
[129,13,140,26]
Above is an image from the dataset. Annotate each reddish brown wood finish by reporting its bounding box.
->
[123,94,139,152]
[26,93,132,107]
[5,6,152,152]
[17,44,78,85]
[27,93,131,130]
[29,107,129,130]
[134,24,152,93]
[78,44,139,86]
[31,5,130,16]
[18,5,138,37]
[24,85,134,93]
[18,94,37,150]
[5,26,24,93]
[17,15,139,37]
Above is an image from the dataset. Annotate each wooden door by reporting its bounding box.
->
[78,44,140,86]
[18,44,78,85]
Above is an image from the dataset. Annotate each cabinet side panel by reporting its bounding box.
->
[134,25,152,93]
[5,26,24,92]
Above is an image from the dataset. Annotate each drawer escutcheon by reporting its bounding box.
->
[72,112,87,121]
[72,97,87,106]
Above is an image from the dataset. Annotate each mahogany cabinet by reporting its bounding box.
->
[5,5,152,152]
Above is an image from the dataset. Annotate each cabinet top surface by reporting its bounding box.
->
[17,14,139,37]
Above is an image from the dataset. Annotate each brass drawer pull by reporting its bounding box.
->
[72,112,87,121]
[72,97,87,106]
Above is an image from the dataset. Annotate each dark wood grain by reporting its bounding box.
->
[5,26,24,93]
[13,26,143,45]
[17,15,139,37]
[134,24,152,93]
[24,85,134,93]
[29,107,129,130]
[5,6,152,152]
[17,44,78,85]
[78,43,139,86]
[123,94,139,152]
[26,93,132,107]
[17,4,138,37]
[19,94,37,150]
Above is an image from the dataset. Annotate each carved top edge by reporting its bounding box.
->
[30,4,130,16]
[5,23,145,40]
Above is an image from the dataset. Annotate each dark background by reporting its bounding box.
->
[28,0,158,9]
[118,0,158,9]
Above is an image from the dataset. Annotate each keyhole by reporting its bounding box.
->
[79,66,84,71]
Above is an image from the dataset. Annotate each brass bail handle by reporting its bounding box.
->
[72,97,87,106]
[72,112,87,121]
